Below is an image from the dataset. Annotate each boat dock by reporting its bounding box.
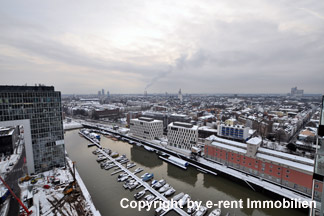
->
[96,148,189,216]
[79,131,101,148]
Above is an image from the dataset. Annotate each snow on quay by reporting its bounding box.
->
[18,157,101,216]
[83,123,314,204]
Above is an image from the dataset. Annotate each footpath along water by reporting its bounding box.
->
[64,130,308,216]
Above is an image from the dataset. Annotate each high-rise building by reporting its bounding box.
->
[178,88,183,102]
[0,85,65,174]
[102,89,105,96]
[291,86,304,97]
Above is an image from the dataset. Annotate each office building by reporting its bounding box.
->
[167,122,198,150]
[130,117,163,140]
[0,85,65,174]
[218,124,250,141]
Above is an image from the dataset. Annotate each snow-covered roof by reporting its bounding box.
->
[247,137,262,145]
[258,147,314,166]
[169,122,198,130]
[198,126,218,132]
[211,142,247,154]
[208,135,247,149]
[256,153,313,173]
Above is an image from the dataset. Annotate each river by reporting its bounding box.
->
[64,130,306,216]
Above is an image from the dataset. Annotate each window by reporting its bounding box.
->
[269,169,272,172]
[315,184,319,188]
[286,170,290,173]
[286,175,289,178]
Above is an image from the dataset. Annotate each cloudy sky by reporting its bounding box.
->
[0,0,323,94]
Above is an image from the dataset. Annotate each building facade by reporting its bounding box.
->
[130,117,163,140]
[218,124,250,141]
[167,122,198,150]
[0,85,65,173]
[204,135,320,198]
[0,126,19,155]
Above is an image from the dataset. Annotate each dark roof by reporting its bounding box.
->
[0,85,55,92]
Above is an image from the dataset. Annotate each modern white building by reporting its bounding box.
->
[167,122,198,150]
[218,124,250,141]
[130,117,163,140]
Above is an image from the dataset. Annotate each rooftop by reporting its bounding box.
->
[0,85,55,92]
[169,122,198,130]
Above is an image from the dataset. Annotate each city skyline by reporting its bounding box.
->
[1,0,324,94]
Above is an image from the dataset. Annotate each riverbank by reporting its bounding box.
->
[82,123,313,209]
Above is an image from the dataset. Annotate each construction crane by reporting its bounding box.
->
[0,176,32,215]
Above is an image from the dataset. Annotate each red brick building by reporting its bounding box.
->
[204,136,321,200]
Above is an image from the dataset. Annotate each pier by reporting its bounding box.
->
[96,148,189,216]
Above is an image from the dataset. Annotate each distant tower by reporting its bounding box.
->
[98,90,101,97]
[178,88,183,102]
[144,90,147,97]
[102,89,105,96]
[107,90,110,98]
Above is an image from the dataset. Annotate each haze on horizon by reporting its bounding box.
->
[0,0,323,95]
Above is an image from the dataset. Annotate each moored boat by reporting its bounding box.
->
[134,189,146,200]
[172,192,184,201]
[164,187,176,196]
[158,183,170,193]
[208,208,221,216]
[142,173,154,181]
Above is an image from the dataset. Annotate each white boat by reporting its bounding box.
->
[194,206,208,216]
[158,184,171,193]
[117,173,127,178]
[151,180,158,186]
[128,181,139,190]
[134,190,146,200]
[123,179,135,189]
[144,146,155,152]
[133,167,143,174]
[208,209,221,216]
[187,201,198,215]
[164,187,176,196]
[126,163,136,169]
[153,179,166,189]
[118,175,129,182]
[172,192,184,201]
[144,194,155,201]
[179,194,191,207]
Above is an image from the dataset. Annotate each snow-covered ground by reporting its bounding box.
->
[66,157,101,216]
[18,157,101,216]
[63,120,83,130]
[0,138,24,178]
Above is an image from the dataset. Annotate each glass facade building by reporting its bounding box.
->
[0,85,65,173]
